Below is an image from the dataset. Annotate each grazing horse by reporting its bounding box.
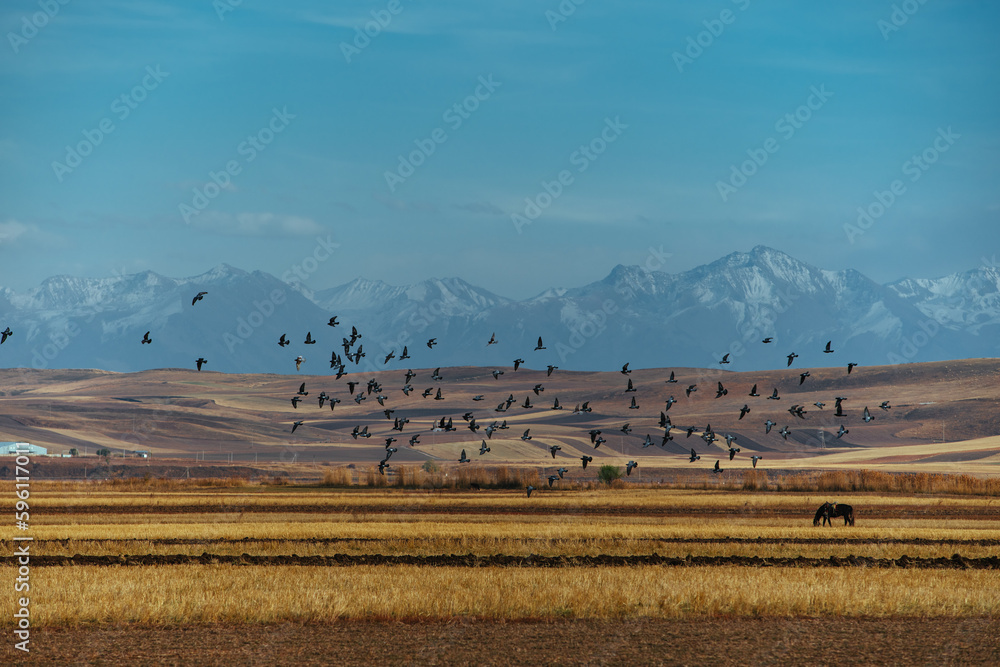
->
[813,502,855,526]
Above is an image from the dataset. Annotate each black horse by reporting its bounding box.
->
[813,502,855,526]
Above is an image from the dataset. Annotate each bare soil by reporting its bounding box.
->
[4,618,998,666]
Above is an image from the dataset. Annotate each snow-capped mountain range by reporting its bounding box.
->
[1,246,996,374]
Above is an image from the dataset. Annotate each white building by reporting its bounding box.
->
[0,442,48,456]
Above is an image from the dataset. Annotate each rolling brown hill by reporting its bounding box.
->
[1,358,998,475]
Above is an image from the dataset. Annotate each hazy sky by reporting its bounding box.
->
[1,0,997,299]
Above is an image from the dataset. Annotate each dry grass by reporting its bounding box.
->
[8,468,1000,495]
[14,516,1000,544]
[7,565,999,625]
[25,538,1000,560]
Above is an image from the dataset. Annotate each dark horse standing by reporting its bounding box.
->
[813,502,855,526]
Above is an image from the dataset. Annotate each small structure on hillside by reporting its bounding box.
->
[0,442,47,456]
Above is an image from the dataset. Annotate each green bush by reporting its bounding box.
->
[597,464,622,485]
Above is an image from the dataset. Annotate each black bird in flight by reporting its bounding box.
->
[880,401,891,411]
[547,365,558,377]
[767,388,780,400]
[141,331,152,345]
[799,372,810,385]
[739,405,750,420]
[487,332,497,346]
[526,485,535,498]
[719,353,730,365]
[762,337,773,344]
[863,406,874,423]
[432,368,443,381]
[551,397,562,410]
[786,352,798,367]
[847,362,859,374]
[664,396,676,411]
[580,455,593,469]
[404,369,416,383]
[347,381,359,395]
[522,395,532,409]
[549,445,562,458]
[534,336,546,351]
[666,371,677,383]
[713,460,723,474]
[384,351,395,364]
[191,291,207,305]
[779,425,790,440]
[399,346,410,360]
[764,420,776,434]
[686,384,697,397]
[426,338,437,349]
[626,461,638,476]
[492,369,504,379]
[520,429,532,441]
[327,316,338,327]
[459,449,470,463]
[834,396,847,417]
[547,475,559,488]
[625,378,636,393]
[620,423,632,435]
[836,425,849,438]
[628,396,640,410]
[533,384,544,395]
[513,358,524,371]
[291,420,304,433]
[823,340,834,354]
[195,357,207,371]
[278,334,289,347]
[715,382,728,399]
[689,448,700,463]
[290,396,301,408]
[748,384,759,397]
[751,455,762,469]
[621,363,631,375]
[479,440,490,456]
[304,332,316,344]
[297,383,308,395]
[0,327,12,344]
[589,429,602,444]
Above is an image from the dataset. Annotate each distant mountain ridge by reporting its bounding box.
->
[0,247,996,374]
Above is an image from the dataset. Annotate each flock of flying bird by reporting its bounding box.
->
[1,290,891,495]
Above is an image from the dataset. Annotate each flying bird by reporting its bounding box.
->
[291,420,304,433]
[620,423,632,435]
[526,485,535,497]
[297,382,308,396]
[799,372,811,385]
[534,336,546,351]
[383,351,395,364]
[666,371,678,383]
[533,384,544,395]
[551,397,562,410]
[767,388,780,400]
[728,446,740,461]
[629,396,640,410]
[290,396,301,408]
[304,332,316,344]
[195,357,207,371]
[863,406,874,423]
[459,449,470,463]
[191,291,207,305]
[689,449,701,463]
[823,340,834,354]
[327,316,339,327]
[621,363,631,375]
[580,455,593,469]
[479,440,490,455]
[513,358,524,371]
[625,378,636,393]
[0,327,12,344]
[492,369,504,380]
[713,460,723,474]
[141,331,152,345]
[686,384,697,397]
[556,467,568,479]
[522,395,532,409]
[748,384,759,397]
[426,338,437,349]
[487,332,497,346]
[404,369,416,383]
[549,445,562,458]
[547,475,559,488]
[715,382,728,398]
[764,419,776,434]
[626,461,638,476]
[295,356,304,371]
[836,425,849,438]
[779,425,790,440]
[520,429,532,441]
[399,346,409,360]
[847,362,858,374]
[751,455,762,469]
[547,365,558,377]
[739,405,750,420]
[879,401,891,411]
[719,353,730,365]
[762,337,773,344]
[786,352,798,367]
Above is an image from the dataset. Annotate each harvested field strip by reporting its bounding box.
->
[5,553,1000,568]
[26,536,1000,546]
[7,566,1000,624]
[21,503,1000,518]
[16,519,1000,543]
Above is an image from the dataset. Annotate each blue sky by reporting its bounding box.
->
[1,0,997,299]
